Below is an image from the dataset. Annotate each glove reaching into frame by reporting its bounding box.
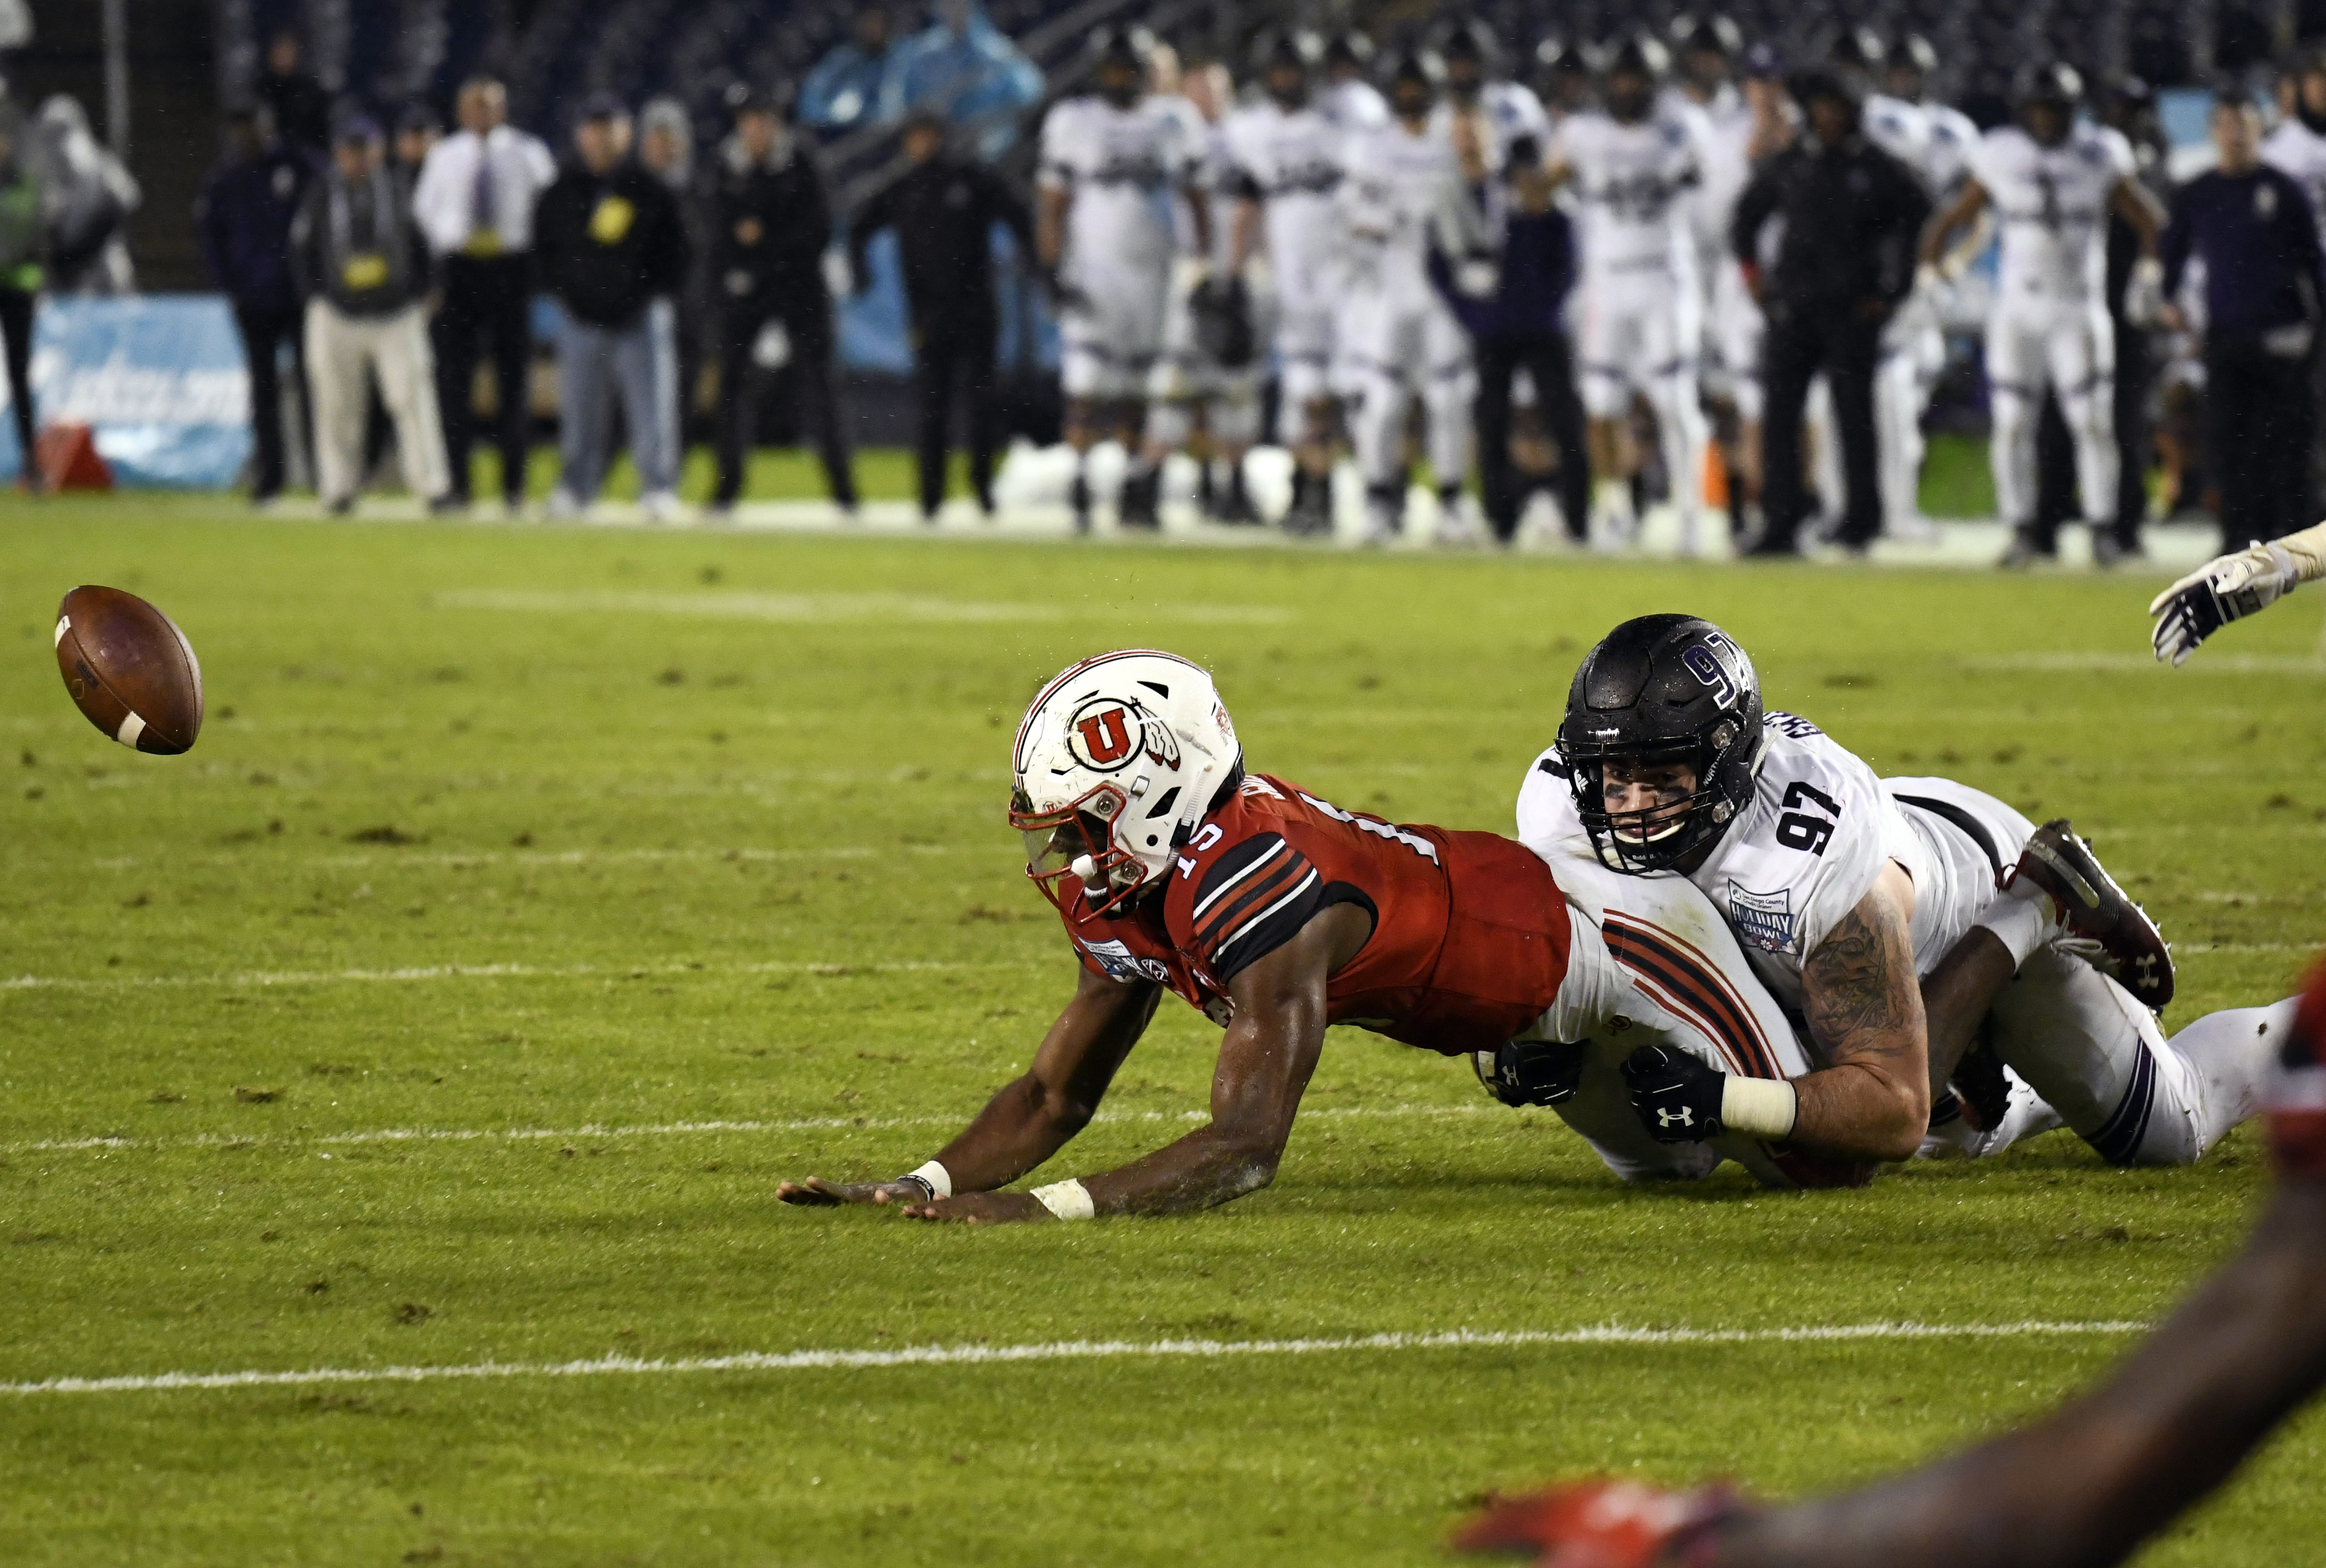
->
[1474,1041,1586,1109]
[1620,1044,1726,1143]
[1454,1477,1742,1568]
[2149,542,2299,665]
[1190,273,1258,369]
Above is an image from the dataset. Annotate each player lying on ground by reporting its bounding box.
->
[2150,518,2326,664]
[1520,614,2294,1170]
[1455,961,2326,1568]
[780,649,1887,1224]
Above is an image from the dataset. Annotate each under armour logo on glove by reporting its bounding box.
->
[1621,1044,1726,1144]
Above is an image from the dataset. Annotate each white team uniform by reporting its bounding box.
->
[1517,849,1836,1189]
[1426,82,1552,175]
[1682,87,1763,420]
[1554,109,1711,539]
[1223,99,1347,431]
[1968,122,2136,526]
[1319,77,1390,131]
[1039,95,1199,401]
[1517,709,2286,1167]
[1148,98,1254,418]
[1336,118,1482,511]
[2265,117,2326,249]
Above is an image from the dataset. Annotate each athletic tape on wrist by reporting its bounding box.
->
[1030,1178,1095,1221]
[907,1161,953,1200]
[1721,1077,1799,1141]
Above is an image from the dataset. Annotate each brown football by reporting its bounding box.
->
[54,586,205,754]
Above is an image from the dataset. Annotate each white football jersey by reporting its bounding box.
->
[1968,122,2135,302]
[1038,95,1200,278]
[1319,77,1390,131]
[1924,103,1980,193]
[1552,110,1704,285]
[1864,94,1979,196]
[1336,119,1471,293]
[1426,81,1552,173]
[2264,117,2326,249]
[1515,711,1928,1010]
[1672,90,1750,283]
[1222,101,1346,306]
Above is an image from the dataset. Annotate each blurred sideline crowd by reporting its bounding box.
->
[13,12,2326,560]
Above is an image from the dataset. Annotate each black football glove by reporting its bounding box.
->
[1473,1040,1586,1109]
[1621,1043,1726,1143]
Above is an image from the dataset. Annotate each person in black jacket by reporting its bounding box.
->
[708,86,856,516]
[1428,135,1589,545]
[849,111,1033,520]
[535,93,693,519]
[196,106,320,504]
[1731,67,1930,556]
[288,113,451,514]
[255,32,331,157]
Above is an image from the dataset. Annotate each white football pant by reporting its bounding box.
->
[1059,263,1169,403]
[1577,279,1707,542]
[1344,286,1474,495]
[1986,295,2117,525]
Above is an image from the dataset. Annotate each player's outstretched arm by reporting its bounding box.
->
[1790,867,1930,1161]
[776,965,1160,1209]
[1705,1177,2326,1568]
[898,903,1370,1224]
[2150,520,2326,664]
[1917,176,1987,267]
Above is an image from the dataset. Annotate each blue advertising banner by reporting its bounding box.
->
[0,295,251,489]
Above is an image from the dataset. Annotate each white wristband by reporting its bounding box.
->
[1030,1178,1095,1221]
[908,1161,953,1200]
[1721,1077,1800,1140]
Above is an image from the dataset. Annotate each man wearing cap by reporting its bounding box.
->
[707,85,857,518]
[288,112,452,515]
[413,77,557,514]
[534,92,692,521]
[849,110,1033,521]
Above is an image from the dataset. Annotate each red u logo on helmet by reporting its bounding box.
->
[1073,705,1136,767]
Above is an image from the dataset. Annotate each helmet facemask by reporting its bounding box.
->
[1563,720,1754,874]
[1012,782,1151,916]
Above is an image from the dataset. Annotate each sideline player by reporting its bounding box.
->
[1456,960,2326,1568]
[1546,36,1711,554]
[1036,26,1205,532]
[777,650,1867,1223]
[1430,20,1551,175]
[1339,49,1488,545]
[2151,519,2326,663]
[1519,614,2291,1168]
[1224,30,1345,534]
[1920,62,2164,567]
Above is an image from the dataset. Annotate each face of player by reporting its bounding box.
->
[1447,56,1484,104]
[1390,77,1433,124]
[1098,60,1142,108]
[1605,70,1652,122]
[1684,49,1726,96]
[1265,62,1306,108]
[1807,94,1853,144]
[2304,71,2326,118]
[2023,101,2069,146]
[1886,65,1923,101]
[1601,757,1700,845]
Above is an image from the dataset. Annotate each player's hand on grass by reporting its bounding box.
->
[1453,1477,1742,1567]
[2149,542,2301,664]
[897,1190,1050,1225]
[1620,1044,1725,1144]
[776,1177,929,1208]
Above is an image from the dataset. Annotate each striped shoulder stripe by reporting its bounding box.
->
[1192,835,1290,924]
[1209,865,1323,967]
[1603,914,1782,1081]
[1194,843,1315,954]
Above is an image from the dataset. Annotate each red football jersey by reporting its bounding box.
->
[1054,773,1573,1056]
[2265,957,2326,1180]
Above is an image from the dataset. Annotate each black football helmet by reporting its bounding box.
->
[2015,59,2084,110]
[1557,615,1766,875]
[1090,24,1155,105]
[1323,29,1375,77]
[1670,14,1742,61]
[1827,25,1885,74]
[1385,46,1446,111]
[1886,32,1938,80]
[1251,27,1321,105]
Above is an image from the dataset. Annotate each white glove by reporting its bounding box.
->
[1170,256,1212,299]
[1914,260,1946,297]
[2121,255,2164,327]
[2148,542,2301,664]
[821,249,855,299]
[1454,257,1500,299]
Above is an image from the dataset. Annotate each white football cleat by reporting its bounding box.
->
[641,490,690,526]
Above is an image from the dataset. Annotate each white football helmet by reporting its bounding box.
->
[1010,650,1242,915]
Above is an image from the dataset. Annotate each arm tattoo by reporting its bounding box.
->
[1803,903,1911,1060]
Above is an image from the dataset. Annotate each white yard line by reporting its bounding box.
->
[5,1102,1492,1157]
[0,956,1040,995]
[0,1319,2148,1398]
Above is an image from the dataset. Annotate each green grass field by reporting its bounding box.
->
[4,494,2324,1566]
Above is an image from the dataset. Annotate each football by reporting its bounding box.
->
[53,584,205,754]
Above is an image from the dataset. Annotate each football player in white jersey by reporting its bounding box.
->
[2263,48,2326,248]
[1546,36,1712,553]
[1337,49,1489,545]
[1920,62,2164,566]
[1530,34,1595,126]
[1224,30,1346,535]
[1430,20,1552,176]
[1036,26,1206,533]
[1317,30,1389,131]
[1517,614,2291,1171]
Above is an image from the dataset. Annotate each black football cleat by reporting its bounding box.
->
[1118,467,1161,530]
[2008,820,2175,1008]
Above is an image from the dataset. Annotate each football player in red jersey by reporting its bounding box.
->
[1455,957,2326,1568]
[780,649,1867,1223]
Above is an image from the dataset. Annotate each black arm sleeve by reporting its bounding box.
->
[1731,161,1781,267]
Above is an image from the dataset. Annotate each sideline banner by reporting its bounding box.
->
[0,295,250,489]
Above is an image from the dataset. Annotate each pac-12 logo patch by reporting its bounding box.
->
[1078,938,1172,985]
[1726,882,1796,953]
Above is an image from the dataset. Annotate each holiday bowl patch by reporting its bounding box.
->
[1725,882,1796,953]
[1078,937,1172,985]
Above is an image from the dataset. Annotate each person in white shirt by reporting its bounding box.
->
[1921,62,2163,566]
[412,77,557,514]
[1224,31,1346,534]
[1546,37,1712,553]
[1036,26,1206,532]
[1337,49,1488,545]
